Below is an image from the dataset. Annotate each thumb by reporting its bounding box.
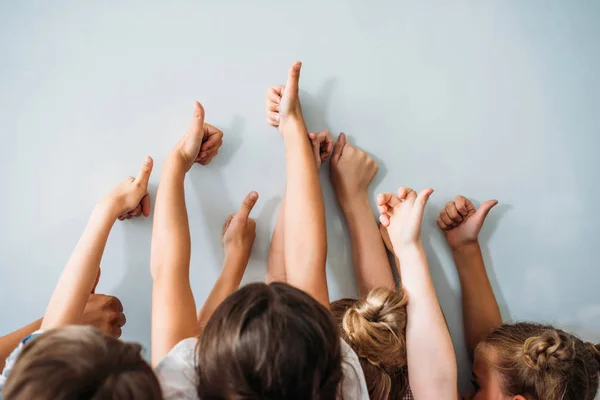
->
[285,61,302,98]
[309,134,320,163]
[236,191,259,220]
[474,200,498,225]
[331,132,346,164]
[134,156,153,187]
[188,100,205,134]
[412,188,434,223]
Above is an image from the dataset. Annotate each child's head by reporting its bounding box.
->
[471,322,600,400]
[331,287,409,400]
[196,282,343,399]
[3,325,162,400]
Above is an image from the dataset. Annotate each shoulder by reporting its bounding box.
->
[339,338,369,400]
[0,330,45,395]
[154,337,199,400]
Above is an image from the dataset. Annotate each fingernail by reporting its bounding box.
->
[143,156,152,165]
[249,191,258,200]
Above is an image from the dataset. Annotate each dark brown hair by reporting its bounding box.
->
[331,287,409,400]
[479,322,600,400]
[3,325,162,400]
[195,282,343,400]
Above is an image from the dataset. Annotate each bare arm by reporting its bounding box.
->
[437,196,501,359]
[150,102,224,366]
[0,319,42,370]
[266,194,287,283]
[266,62,329,307]
[330,134,393,296]
[379,188,458,400]
[197,192,258,328]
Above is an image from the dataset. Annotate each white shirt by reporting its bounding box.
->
[155,337,369,400]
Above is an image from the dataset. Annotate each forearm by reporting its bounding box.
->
[398,244,457,399]
[266,194,287,283]
[0,318,42,370]
[453,242,502,358]
[197,252,248,328]
[42,204,117,329]
[341,195,394,296]
[150,154,197,366]
[282,121,329,307]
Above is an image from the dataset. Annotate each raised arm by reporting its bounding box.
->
[150,101,223,366]
[42,157,153,330]
[378,187,458,400]
[330,134,394,296]
[437,195,501,359]
[264,62,329,307]
[197,191,258,328]
[266,130,333,284]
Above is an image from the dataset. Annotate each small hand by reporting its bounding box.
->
[175,101,224,170]
[102,156,153,220]
[309,130,334,169]
[377,187,434,249]
[265,61,304,133]
[437,195,498,251]
[222,191,259,258]
[330,133,379,206]
[79,293,126,338]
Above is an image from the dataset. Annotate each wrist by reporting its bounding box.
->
[163,152,189,177]
[451,241,481,257]
[339,193,369,215]
[279,116,307,136]
[95,198,122,221]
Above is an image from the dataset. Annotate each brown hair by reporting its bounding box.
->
[196,282,343,399]
[479,322,600,400]
[3,325,162,400]
[331,287,409,400]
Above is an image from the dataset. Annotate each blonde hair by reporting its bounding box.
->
[3,325,162,400]
[479,322,600,400]
[331,287,409,399]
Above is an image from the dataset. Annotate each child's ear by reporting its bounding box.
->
[513,395,527,400]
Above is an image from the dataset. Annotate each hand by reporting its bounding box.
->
[222,191,259,258]
[330,133,379,207]
[175,101,224,171]
[309,130,334,169]
[79,293,126,338]
[377,187,434,250]
[437,195,498,251]
[102,156,153,219]
[265,61,304,132]
[379,224,394,255]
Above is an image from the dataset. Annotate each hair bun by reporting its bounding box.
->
[522,330,575,371]
[342,287,408,370]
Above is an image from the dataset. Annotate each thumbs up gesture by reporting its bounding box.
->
[222,191,259,258]
[102,156,154,220]
[265,61,304,133]
[437,195,498,250]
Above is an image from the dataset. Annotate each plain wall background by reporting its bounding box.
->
[1,1,599,394]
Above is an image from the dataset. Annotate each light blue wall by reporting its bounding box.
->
[1,1,598,394]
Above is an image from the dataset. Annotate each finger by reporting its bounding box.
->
[266,101,279,112]
[454,195,469,217]
[377,192,401,209]
[445,201,462,223]
[437,217,449,230]
[379,214,390,227]
[222,214,234,236]
[267,86,283,102]
[114,312,127,328]
[111,326,123,338]
[378,204,388,214]
[186,100,206,141]
[200,133,223,152]
[125,215,132,220]
[285,61,302,97]
[412,188,434,223]
[267,111,280,124]
[330,132,346,164]
[91,269,101,294]
[439,209,454,227]
[310,135,320,164]
[118,215,125,221]
[237,191,259,220]
[134,156,153,187]
[138,193,150,217]
[267,117,279,127]
[404,187,417,202]
[199,155,216,165]
[473,200,499,225]
[130,204,142,217]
